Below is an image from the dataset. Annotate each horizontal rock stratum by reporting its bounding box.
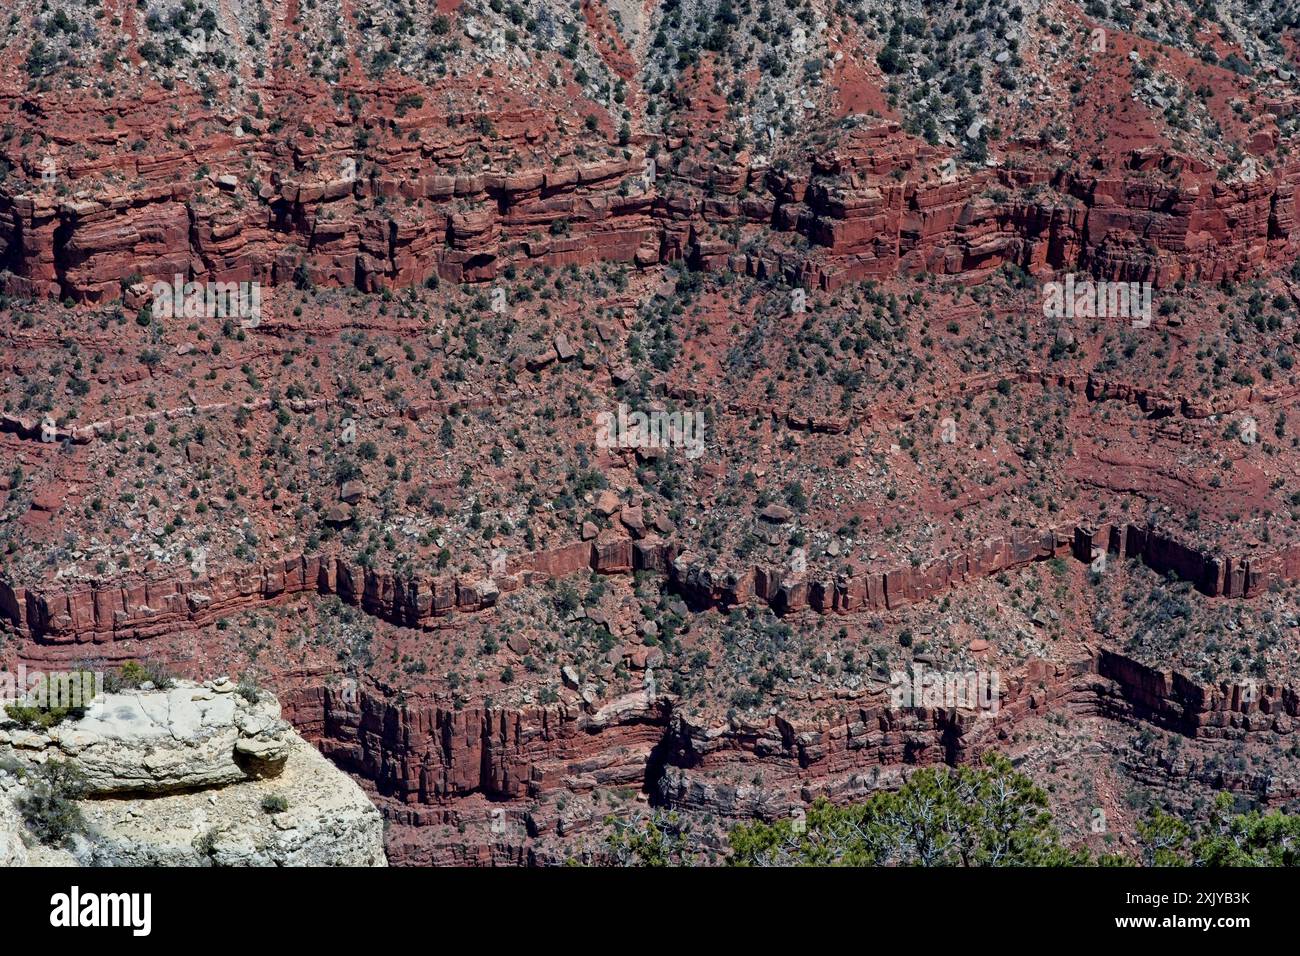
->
[1,0,1299,867]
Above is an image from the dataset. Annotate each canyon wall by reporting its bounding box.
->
[0,86,660,304]
[277,646,1300,864]
[2,117,1296,304]
[4,517,1297,653]
[747,126,1299,290]
[1072,523,1300,599]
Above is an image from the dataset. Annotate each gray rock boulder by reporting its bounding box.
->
[0,679,290,794]
[0,680,385,867]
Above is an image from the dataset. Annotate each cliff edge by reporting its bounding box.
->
[0,678,386,867]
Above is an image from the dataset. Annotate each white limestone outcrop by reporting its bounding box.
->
[0,678,385,866]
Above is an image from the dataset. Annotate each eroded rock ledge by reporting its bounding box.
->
[0,679,386,866]
[281,645,1300,865]
[3,517,1293,652]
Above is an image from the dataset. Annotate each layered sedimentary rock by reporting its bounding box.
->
[1073,523,1300,598]
[0,541,626,646]
[1,116,1295,302]
[0,142,658,302]
[705,123,1299,291]
[1093,650,1298,738]
[286,685,667,806]
[7,515,1299,653]
[280,646,1300,863]
[659,657,1085,817]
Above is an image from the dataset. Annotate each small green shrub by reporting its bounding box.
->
[3,703,80,730]
[236,676,262,705]
[104,660,174,692]
[260,794,289,814]
[2,674,89,728]
[16,760,87,847]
